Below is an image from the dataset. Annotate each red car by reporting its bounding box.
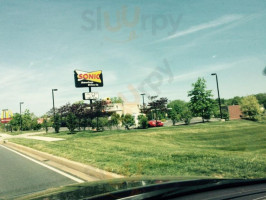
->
[148,120,164,127]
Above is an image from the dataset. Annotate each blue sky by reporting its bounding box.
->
[0,0,266,116]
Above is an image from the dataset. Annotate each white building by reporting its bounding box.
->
[105,103,141,126]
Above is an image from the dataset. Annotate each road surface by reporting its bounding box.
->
[0,145,79,199]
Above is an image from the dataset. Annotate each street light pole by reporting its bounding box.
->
[140,93,145,112]
[52,89,58,119]
[20,102,24,131]
[211,73,222,119]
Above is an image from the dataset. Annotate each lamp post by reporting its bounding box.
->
[52,89,58,119]
[20,102,24,131]
[140,93,145,112]
[2,109,8,131]
[211,73,222,119]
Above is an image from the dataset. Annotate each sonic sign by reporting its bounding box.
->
[74,70,103,87]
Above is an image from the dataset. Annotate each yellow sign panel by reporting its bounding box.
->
[1,110,13,123]
[77,70,102,83]
[74,70,104,87]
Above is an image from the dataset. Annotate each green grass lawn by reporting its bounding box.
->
[10,120,266,179]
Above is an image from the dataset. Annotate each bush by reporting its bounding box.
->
[80,118,89,131]
[111,113,120,129]
[222,111,230,121]
[9,114,21,132]
[31,118,42,131]
[253,115,262,122]
[182,107,192,125]
[240,95,262,121]
[168,109,180,125]
[92,117,108,131]
[138,115,148,129]
[42,118,50,133]
[122,114,135,130]
[66,113,77,134]
[53,114,61,133]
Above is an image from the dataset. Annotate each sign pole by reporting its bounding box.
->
[89,87,93,110]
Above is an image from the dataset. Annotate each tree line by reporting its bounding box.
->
[166,78,265,125]
[6,77,265,133]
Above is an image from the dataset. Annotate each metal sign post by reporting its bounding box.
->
[89,87,93,110]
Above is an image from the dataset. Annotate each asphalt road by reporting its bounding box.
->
[0,145,76,199]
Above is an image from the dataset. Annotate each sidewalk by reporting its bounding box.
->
[0,131,65,143]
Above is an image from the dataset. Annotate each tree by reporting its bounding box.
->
[188,78,215,122]
[31,118,42,131]
[66,113,77,134]
[122,114,135,130]
[255,93,266,109]
[110,97,124,103]
[168,109,180,125]
[70,101,90,131]
[42,118,50,133]
[46,107,59,118]
[225,96,242,106]
[240,95,262,121]
[107,120,113,130]
[92,117,108,131]
[53,114,61,133]
[92,100,107,131]
[167,100,187,114]
[181,106,193,125]
[9,114,21,131]
[167,100,187,125]
[80,118,89,131]
[110,113,120,129]
[147,96,168,122]
[10,111,45,132]
[21,109,33,131]
[138,115,148,129]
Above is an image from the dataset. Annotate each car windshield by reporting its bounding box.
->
[0,0,265,199]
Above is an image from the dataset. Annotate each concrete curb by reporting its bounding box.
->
[3,141,124,180]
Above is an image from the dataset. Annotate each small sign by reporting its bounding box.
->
[83,92,99,100]
[74,70,103,87]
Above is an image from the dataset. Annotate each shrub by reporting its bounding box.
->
[122,114,135,130]
[53,114,61,133]
[66,113,77,134]
[42,118,50,133]
[111,113,120,129]
[31,118,42,131]
[92,117,108,131]
[222,110,230,121]
[182,107,192,125]
[80,118,89,131]
[168,109,180,125]
[138,115,148,129]
[240,95,262,121]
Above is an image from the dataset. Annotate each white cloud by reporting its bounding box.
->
[159,14,243,42]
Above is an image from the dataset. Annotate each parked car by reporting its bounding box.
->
[148,120,164,127]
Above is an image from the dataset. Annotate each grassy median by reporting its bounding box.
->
[10,120,266,178]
